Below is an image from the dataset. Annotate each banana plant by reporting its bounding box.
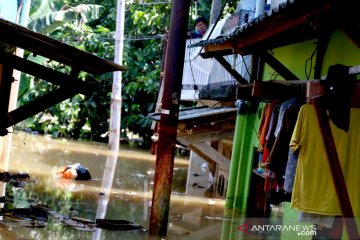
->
[28,0,104,34]
[18,0,106,138]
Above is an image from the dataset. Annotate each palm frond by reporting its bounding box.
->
[28,2,104,34]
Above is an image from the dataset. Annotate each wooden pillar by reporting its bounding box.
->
[0,64,13,135]
[0,64,14,169]
[148,0,190,236]
[313,96,359,240]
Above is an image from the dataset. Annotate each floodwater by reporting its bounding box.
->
[0,132,236,240]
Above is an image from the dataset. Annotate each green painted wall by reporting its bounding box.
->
[225,102,263,212]
[263,39,318,81]
[233,109,258,212]
[263,31,360,82]
[226,112,247,209]
[323,30,360,74]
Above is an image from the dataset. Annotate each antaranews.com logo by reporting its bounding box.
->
[238,221,317,237]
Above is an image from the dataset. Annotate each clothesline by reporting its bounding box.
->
[255,64,360,239]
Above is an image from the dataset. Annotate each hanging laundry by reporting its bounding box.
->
[257,100,281,151]
[324,64,356,132]
[262,104,281,160]
[265,98,301,183]
[290,104,360,216]
[257,103,270,151]
[283,149,298,193]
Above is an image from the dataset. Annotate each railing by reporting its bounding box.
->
[181,38,249,101]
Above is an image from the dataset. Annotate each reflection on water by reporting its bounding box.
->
[2,132,229,240]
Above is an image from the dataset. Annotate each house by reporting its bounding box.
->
[179,0,360,238]
[171,1,262,200]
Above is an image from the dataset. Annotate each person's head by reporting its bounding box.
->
[195,16,208,32]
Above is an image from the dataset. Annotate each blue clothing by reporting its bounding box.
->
[188,31,204,39]
[284,149,298,193]
[274,98,301,138]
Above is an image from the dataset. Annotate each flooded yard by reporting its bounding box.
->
[1,132,231,240]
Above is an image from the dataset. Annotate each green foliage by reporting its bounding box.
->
[188,0,238,28]
[19,22,115,141]
[29,0,104,34]
[22,0,244,146]
[119,1,170,147]
[189,0,212,24]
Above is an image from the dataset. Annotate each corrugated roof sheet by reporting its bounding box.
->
[188,0,296,49]
[148,106,237,122]
[189,0,360,55]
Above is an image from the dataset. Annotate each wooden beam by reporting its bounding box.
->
[177,129,234,146]
[149,0,190,235]
[261,51,299,80]
[0,64,13,115]
[177,118,236,135]
[0,50,89,92]
[189,142,230,170]
[314,31,331,79]
[0,19,126,74]
[0,64,13,134]
[252,81,303,100]
[202,26,318,58]
[214,56,248,85]
[203,43,234,56]
[313,96,359,240]
[307,81,360,108]
[232,18,315,53]
[177,114,237,132]
[0,83,86,130]
[202,2,331,56]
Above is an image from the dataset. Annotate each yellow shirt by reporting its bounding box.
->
[290,104,360,216]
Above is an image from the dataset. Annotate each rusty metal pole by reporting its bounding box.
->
[149,0,190,236]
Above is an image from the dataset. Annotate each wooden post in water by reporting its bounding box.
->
[149,0,190,236]
[0,0,32,172]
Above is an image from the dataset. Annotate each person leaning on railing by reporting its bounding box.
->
[187,16,208,39]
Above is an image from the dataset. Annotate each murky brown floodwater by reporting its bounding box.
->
[0,132,233,240]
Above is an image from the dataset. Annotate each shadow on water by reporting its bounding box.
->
[1,132,231,240]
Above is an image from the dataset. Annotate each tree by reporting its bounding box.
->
[19,0,240,146]
[18,0,112,140]
[28,0,104,33]
[121,2,170,147]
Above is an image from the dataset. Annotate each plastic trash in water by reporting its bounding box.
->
[57,163,91,180]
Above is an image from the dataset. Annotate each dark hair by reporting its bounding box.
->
[195,16,208,26]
